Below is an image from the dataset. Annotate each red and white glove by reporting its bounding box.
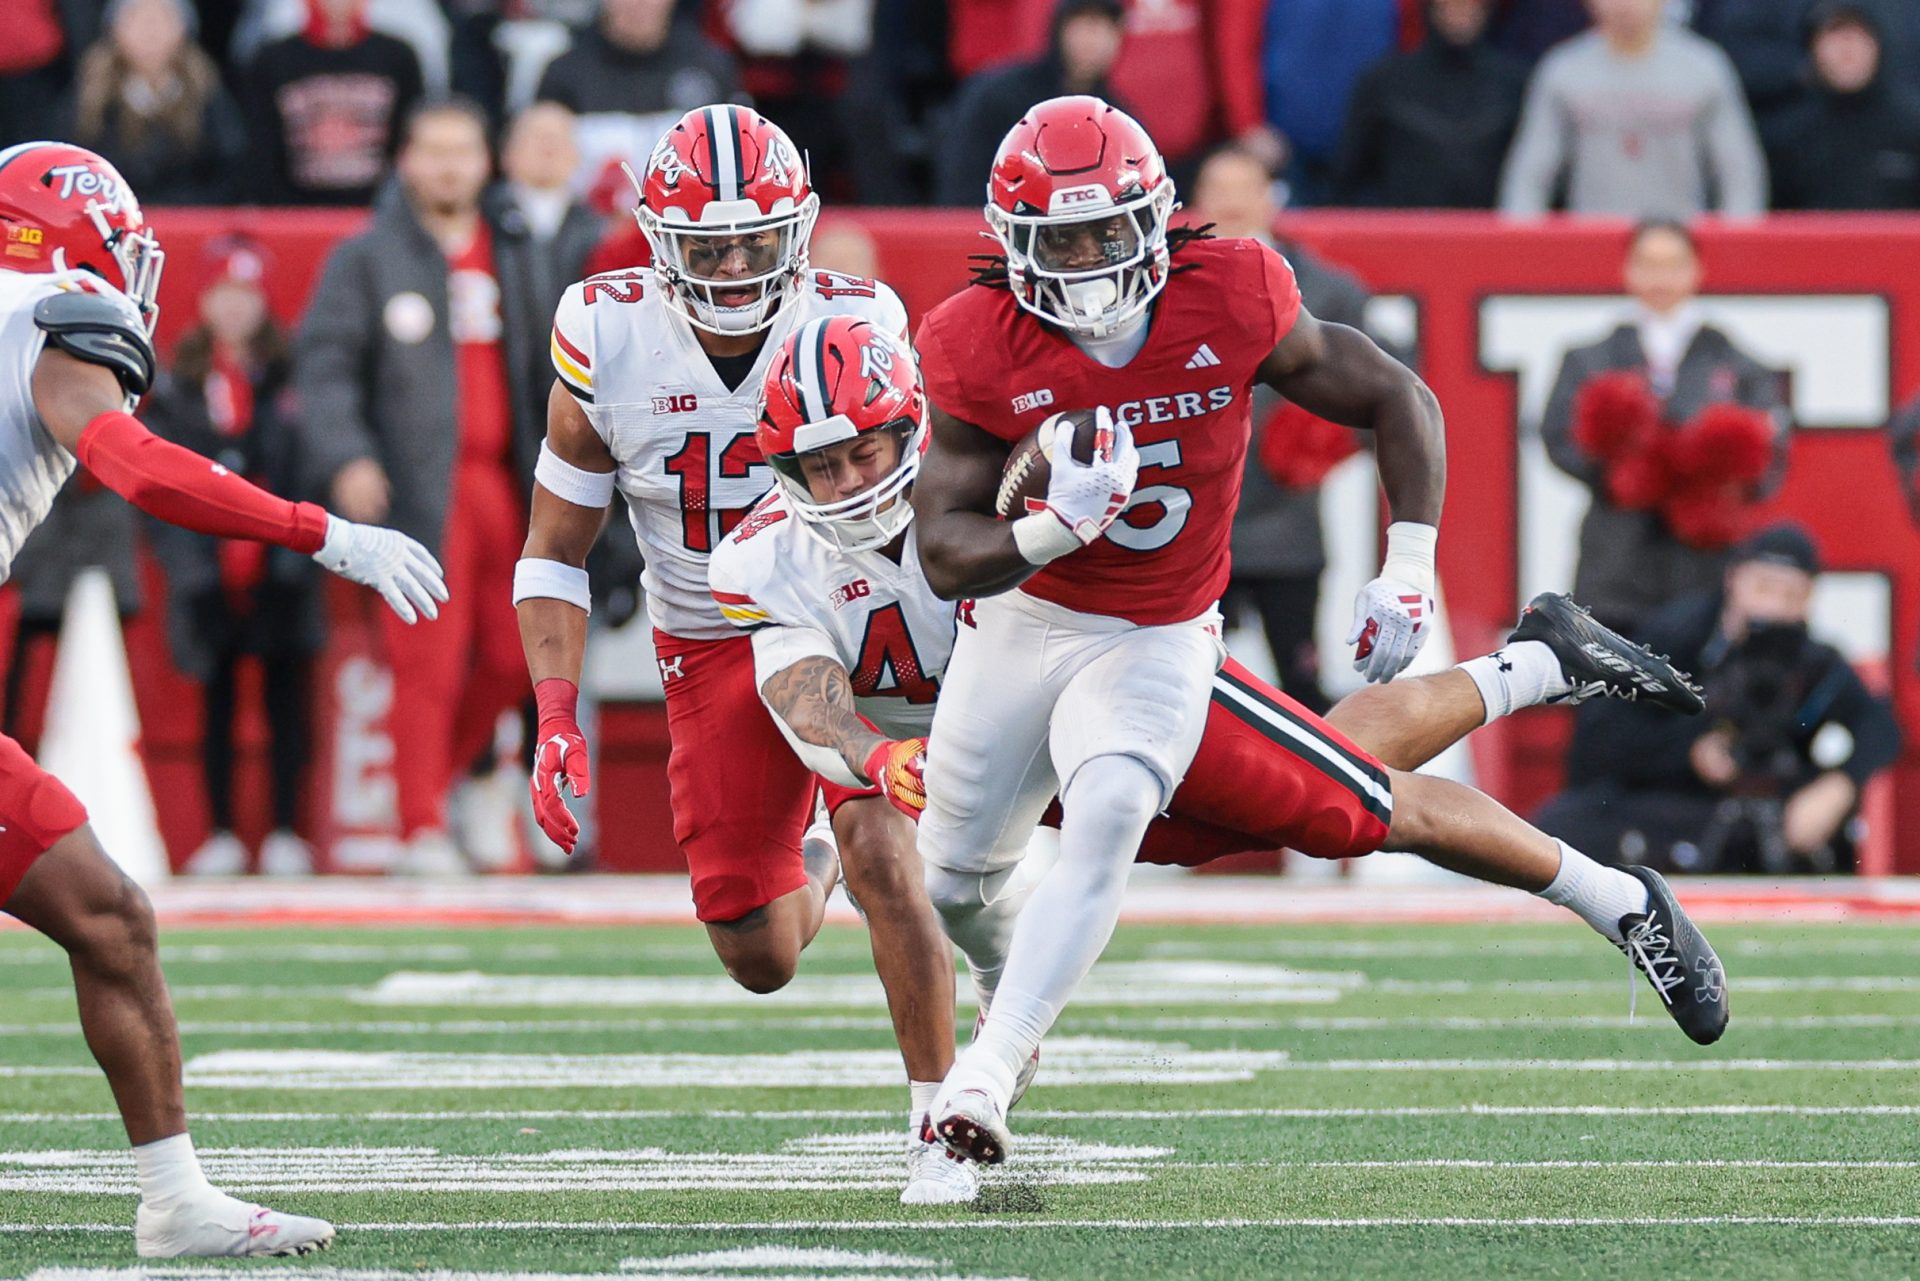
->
[1347,522,1439,684]
[863,737,928,820]
[529,677,591,853]
[1013,407,1140,564]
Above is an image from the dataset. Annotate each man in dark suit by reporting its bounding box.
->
[1541,220,1788,635]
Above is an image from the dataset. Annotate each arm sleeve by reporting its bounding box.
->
[1499,59,1568,217]
[1540,349,1603,486]
[1700,48,1768,219]
[291,241,382,492]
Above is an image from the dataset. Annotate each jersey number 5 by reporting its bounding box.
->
[664,433,764,552]
[1105,439,1191,552]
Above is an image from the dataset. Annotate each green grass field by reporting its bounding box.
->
[2,915,1918,1280]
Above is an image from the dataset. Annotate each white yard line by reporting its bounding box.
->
[7,1104,1920,1124]
[8,1217,1920,1234]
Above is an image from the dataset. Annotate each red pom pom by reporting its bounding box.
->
[1572,370,1660,463]
[1669,403,1775,485]
[1663,487,1761,550]
[1258,401,1360,491]
[1606,442,1675,510]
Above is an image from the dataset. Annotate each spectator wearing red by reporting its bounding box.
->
[943,0,1277,179]
[0,0,97,143]
[143,238,324,879]
[246,0,425,205]
[64,0,249,206]
[294,98,552,873]
[1540,221,1789,636]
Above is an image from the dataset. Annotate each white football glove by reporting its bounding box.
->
[1014,408,1140,564]
[314,515,450,624]
[1347,576,1436,683]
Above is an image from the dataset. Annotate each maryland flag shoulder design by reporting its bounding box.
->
[712,589,771,630]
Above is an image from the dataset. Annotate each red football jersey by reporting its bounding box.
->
[916,237,1302,625]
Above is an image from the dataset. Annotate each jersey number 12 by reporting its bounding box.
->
[664,433,763,552]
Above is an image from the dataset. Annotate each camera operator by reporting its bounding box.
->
[1538,523,1901,873]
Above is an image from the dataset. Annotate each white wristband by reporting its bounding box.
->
[1379,521,1438,595]
[1012,511,1082,565]
[535,440,616,509]
[513,557,592,613]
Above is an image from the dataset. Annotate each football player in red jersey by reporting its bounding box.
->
[911,97,1728,1163]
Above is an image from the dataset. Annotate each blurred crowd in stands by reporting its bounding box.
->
[0,0,1913,876]
[5,0,1919,217]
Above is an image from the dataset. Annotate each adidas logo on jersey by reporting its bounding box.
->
[1185,343,1221,370]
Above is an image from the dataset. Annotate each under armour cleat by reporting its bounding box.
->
[136,1195,335,1258]
[1616,865,1728,1045]
[933,1083,1013,1165]
[973,1009,1041,1109]
[903,1116,981,1204]
[1509,592,1705,715]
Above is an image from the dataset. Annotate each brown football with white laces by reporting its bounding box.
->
[994,409,1103,518]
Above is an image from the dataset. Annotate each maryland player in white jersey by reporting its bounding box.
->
[0,142,447,1257]
[513,106,910,995]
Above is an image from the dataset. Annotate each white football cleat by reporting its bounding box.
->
[932,1074,1013,1166]
[393,829,471,877]
[136,1194,335,1258]
[972,1009,1040,1110]
[902,1116,979,1204]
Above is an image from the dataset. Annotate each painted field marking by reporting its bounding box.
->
[23,1252,1033,1281]
[0,1133,1167,1195]
[175,1042,1294,1090]
[11,1217,1920,1234]
[8,1104,1920,1124]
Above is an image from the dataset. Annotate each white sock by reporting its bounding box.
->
[134,1133,215,1210]
[1537,841,1651,945]
[1459,640,1571,724]
[966,756,1160,1100]
[910,1079,940,1129]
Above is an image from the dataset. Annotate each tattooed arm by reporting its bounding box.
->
[758,652,889,789]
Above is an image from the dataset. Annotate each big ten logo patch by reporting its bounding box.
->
[5,225,42,261]
[830,579,871,610]
[653,393,699,414]
[1012,388,1055,415]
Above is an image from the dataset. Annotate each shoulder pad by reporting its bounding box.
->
[33,290,156,399]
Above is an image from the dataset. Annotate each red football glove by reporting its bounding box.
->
[863,737,928,820]
[530,677,591,853]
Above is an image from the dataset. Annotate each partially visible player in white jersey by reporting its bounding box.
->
[512,107,923,998]
[0,141,448,1257]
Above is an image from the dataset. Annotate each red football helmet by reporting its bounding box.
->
[629,105,819,335]
[758,315,926,553]
[0,141,163,331]
[984,96,1176,338]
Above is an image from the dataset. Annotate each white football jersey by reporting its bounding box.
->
[0,269,124,583]
[706,490,957,742]
[550,266,908,639]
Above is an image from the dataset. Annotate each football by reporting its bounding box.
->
[994,408,1104,518]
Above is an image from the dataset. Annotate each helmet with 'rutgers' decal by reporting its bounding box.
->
[0,141,163,331]
[985,95,1176,338]
[758,315,926,553]
[630,105,819,335]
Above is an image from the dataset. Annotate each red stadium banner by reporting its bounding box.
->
[124,210,1920,872]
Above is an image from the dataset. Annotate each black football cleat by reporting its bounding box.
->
[1508,592,1706,715]
[1616,865,1728,1045]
